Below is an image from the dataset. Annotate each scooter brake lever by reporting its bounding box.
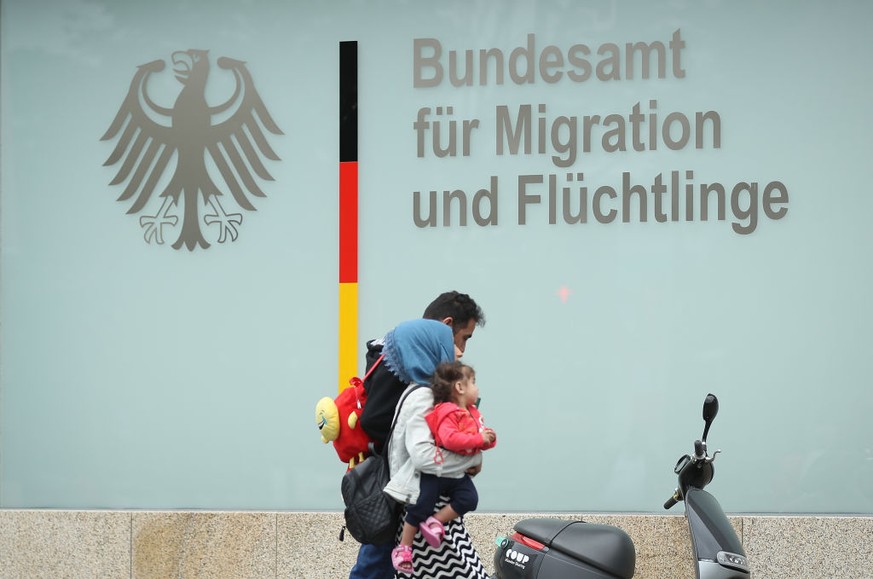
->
[704,449,722,464]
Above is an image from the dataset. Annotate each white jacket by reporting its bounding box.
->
[384,384,482,504]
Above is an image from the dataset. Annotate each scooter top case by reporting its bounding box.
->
[494,518,636,578]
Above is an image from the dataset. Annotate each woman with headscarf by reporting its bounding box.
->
[381,319,489,578]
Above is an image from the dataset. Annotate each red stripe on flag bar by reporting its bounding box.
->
[339,161,358,283]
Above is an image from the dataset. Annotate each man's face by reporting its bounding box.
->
[452,318,477,357]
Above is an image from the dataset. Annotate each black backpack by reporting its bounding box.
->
[339,385,423,544]
[340,448,399,544]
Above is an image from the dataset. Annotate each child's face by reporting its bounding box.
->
[456,372,479,407]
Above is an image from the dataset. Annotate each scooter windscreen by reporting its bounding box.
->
[685,488,749,575]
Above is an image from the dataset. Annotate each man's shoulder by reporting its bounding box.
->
[364,339,385,370]
[365,358,402,391]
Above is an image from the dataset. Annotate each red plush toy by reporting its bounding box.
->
[315,356,382,469]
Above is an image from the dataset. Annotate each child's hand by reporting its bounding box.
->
[481,427,496,445]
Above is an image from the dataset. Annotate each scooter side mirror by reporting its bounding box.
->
[701,393,719,442]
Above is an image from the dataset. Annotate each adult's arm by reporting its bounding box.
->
[359,363,406,445]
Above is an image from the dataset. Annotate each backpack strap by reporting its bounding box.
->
[362,354,384,382]
[383,384,426,458]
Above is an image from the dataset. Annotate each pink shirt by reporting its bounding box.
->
[425,402,497,455]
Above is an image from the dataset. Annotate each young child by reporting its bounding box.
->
[391,361,497,573]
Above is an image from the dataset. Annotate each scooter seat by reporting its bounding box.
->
[513,518,636,579]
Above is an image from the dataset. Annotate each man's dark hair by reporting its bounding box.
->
[422,291,485,333]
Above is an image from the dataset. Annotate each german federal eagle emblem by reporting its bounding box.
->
[101,50,282,250]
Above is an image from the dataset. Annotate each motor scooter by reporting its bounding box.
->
[493,393,749,578]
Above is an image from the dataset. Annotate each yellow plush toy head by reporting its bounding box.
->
[315,397,340,443]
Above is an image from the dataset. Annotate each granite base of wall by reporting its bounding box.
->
[1,510,871,578]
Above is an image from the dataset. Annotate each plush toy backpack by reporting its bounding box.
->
[315,355,383,469]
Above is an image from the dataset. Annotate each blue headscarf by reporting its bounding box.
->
[382,319,454,385]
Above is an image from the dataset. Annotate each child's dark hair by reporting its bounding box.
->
[432,361,475,404]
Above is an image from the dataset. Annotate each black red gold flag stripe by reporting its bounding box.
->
[338,41,358,391]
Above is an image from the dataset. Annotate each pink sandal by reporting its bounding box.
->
[419,516,445,547]
[391,544,414,574]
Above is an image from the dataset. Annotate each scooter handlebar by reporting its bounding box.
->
[664,491,679,510]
